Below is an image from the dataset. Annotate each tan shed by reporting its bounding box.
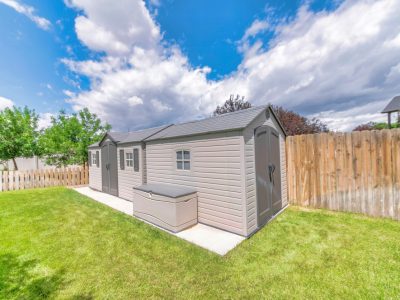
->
[88,105,287,237]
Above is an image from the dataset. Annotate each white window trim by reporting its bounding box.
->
[126,152,133,167]
[92,153,97,165]
[176,149,191,171]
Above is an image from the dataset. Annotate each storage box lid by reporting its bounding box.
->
[134,183,197,198]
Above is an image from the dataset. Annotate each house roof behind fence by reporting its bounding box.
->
[382,96,400,113]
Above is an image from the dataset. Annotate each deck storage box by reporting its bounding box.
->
[132,183,197,232]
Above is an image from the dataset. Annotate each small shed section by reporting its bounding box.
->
[88,125,171,199]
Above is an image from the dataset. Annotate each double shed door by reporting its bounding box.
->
[255,125,282,227]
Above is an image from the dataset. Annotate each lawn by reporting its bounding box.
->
[0,188,399,299]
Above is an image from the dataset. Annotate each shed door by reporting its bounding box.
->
[101,141,118,196]
[269,128,282,215]
[255,126,282,227]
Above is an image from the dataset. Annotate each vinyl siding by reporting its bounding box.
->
[117,143,144,201]
[146,131,246,235]
[89,147,102,191]
[243,110,288,235]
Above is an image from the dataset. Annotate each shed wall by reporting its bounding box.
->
[146,131,246,235]
[88,148,102,191]
[243,110,287,235]
[117,143,144,201]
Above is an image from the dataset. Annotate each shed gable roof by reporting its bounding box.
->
[145,105,285,141]
[89,104,286,147]
[88,124,171,148]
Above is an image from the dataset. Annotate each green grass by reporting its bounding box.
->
[0,188,399,299]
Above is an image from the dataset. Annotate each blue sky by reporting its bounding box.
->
[0,0,399,131]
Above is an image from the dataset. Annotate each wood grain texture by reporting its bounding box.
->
[286,129,400,220]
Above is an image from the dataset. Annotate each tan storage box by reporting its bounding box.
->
[133,183,197,232]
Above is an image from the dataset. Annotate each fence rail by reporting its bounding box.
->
[286,129,400,220]
[0,166,89,192]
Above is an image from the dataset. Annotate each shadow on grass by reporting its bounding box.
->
[0,253,65,299]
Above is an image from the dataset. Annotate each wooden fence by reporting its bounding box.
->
[0,166,89,192]
[286,129,400,220]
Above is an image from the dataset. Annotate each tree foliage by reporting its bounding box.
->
[353,122,376,131]
[0,106,40,170]
[213,95,252,116]
[271,105,329,136]
[40,108,111,167]
[353,121,399,131]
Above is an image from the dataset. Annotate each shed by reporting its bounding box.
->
[88,125,171,199]
[88,105,287,237]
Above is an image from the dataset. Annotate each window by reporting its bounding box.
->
[96,151,99,167]
[133,148,139,172]
[126,152,133,167]
[176,150,190,170]
[92,152,97,166]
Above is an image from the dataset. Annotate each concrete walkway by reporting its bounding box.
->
[74,187,244,255]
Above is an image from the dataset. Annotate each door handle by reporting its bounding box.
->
[268,164,275,185]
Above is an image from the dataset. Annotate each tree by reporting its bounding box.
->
[271,105,329,136]
[352,121,399,131]
[0,106,40,170]
[213,95,252,116]
[353,122,376,131]
[40,108,111,167]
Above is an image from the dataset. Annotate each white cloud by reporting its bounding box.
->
[38,112,54,130]
[243,19,269,40]
[0,0,51,30]
[127,95,143,106]
[0,96,14,110]
[66,0,160,55]
[63,90,76,98]
[309,99,388,132]
[64,0,400,131]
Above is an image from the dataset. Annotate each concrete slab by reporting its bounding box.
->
[176,224,244,255]
[75,187,133,215]
[73,187,244,255]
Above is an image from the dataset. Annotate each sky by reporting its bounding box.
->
[0,0,399,132]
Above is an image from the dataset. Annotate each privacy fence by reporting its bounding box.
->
[0,166,89,192]
[286,129,400,220]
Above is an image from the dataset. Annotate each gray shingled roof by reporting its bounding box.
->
[119,125,171,144]
[88,124,171,148]
[382,96,400,113]
[145,105,268,141]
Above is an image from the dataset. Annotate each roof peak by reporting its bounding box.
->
[382,95,400,113]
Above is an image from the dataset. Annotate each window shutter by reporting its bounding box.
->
[120,149,125,170]
[96,151,99,167]
[88,151,92,166]
[133,148,139,172]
